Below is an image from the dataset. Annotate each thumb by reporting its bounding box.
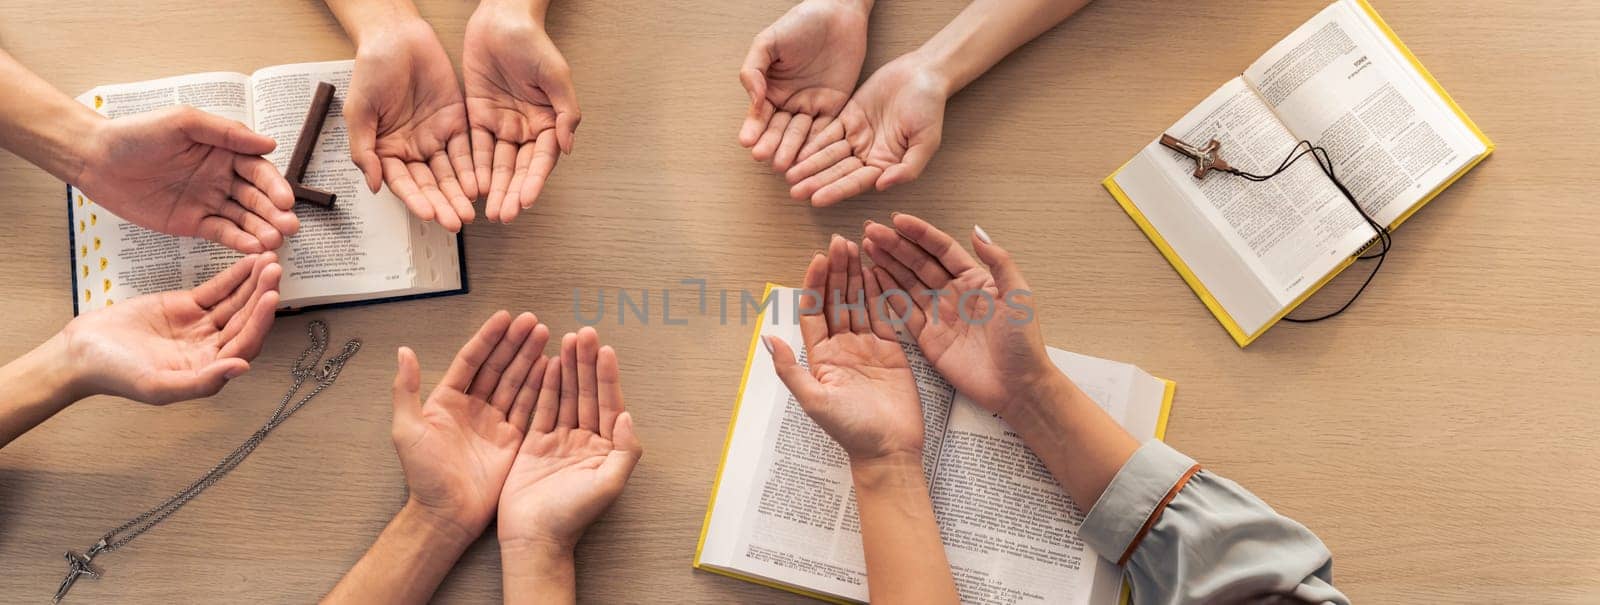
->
[344,101,383,193]
[392,347,423,429]
[765,335,824,406]
[737,33,775,148]
[739,32,774,111]
[547,76,582,156]
[144,358,248,404]
[177,108,276,155]
[876,131,942,191]
[971,225,1031,295]
[600,411,643,486]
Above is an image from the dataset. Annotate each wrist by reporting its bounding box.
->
[33,101,104,186]
[501,535,574,566]
[30,331,93,402]
[476,0,550,24]
[334,0,426,47]
[815,0,874,17]
[398,498,480,553]
[849,449,926,493]
[998,370,1086,436]
[895,48,959,101]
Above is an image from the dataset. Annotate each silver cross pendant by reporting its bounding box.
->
[53,541,105,603]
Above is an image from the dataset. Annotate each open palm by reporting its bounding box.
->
[391,311,551,539]
[76,107,298,253]
[767,236,925,461]
[785,54,948,207]
[346,19,479,232]
[739,0,871,172]
[463,6,579,222]
[63,253,281,403]
[862,214,1053,417]
[499,327,643,550]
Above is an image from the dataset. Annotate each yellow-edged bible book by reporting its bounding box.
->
[695,285,1175,604]
[1104,0,1492,347]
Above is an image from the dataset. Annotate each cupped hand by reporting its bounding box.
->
[785,53,948,207]
[464,3,579,224]
[346,18,479,232]
[739,0,871,173]
[861,213,1054,417]
[390,311,551,541]
[61,252,282,403]
[74,107,298,253]
[498,327,643,552]
[766,235,925,462]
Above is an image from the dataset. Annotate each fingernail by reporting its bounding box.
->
[889,211,902,220]
[224,366,247,380]
[762,335,775,356]
[812,249,825,258]
[974,224,993,244]
[863,219,874,231]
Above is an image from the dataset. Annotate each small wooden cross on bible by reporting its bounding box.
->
[1160,134,1232,179]
[287,81,338,209]
[53,548,101,603]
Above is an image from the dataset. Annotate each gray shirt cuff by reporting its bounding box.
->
[1081,440,1199,564]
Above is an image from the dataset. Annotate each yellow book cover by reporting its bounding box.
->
[1104,0,1493,347]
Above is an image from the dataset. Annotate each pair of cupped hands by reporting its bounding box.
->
[739,0,948,208]
[345,0,579,231]
[73,0,572,260]
[768,212,1067,467]
[391,312,642,558]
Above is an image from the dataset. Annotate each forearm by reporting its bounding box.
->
[500,539,576,605]
[1002,371,1139,509]
[917,0,1093,95]
[0,334,86,448]
[324,0,425,45]
[324,501,476,605]
[850,453,959,605]
[0,48,103,184]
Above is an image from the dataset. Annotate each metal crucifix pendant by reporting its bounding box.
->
[53,540,106,603]
[1160,133,1232,179]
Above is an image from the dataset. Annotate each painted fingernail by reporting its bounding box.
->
[974,224,993,244]
[762,335,776,356]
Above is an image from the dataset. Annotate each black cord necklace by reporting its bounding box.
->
[1159,135,1391,323]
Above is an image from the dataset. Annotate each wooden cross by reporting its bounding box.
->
[1160,134,1233,179]
[53,549,101,603]
[287,81,338,209]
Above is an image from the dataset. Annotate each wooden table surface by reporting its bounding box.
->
[2,0,1597,602]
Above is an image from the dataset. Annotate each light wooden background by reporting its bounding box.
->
[2,0,1596,602]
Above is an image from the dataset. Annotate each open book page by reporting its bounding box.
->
[1113,77,1372,335]
[927,347,1166,605]
[1244,0,1487,227]
[698,288,956,602]
[70,72,256,312]
[249,60,437,306]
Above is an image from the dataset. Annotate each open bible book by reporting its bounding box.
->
[696,286,1175,604]
[1104,0,1492,346]
[67,60,465,315]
